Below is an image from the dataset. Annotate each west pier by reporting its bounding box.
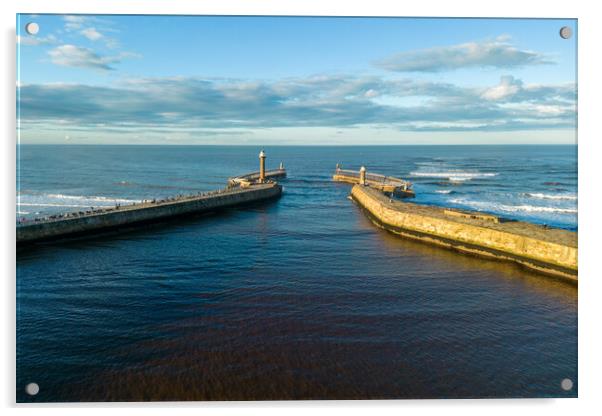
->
[17,151,283,244]
[337,166,577,283]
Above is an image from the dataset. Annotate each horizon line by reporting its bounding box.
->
[16,143,578,146]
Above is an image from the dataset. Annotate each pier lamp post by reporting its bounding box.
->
[359,166,367,186]
[259,150,266,183]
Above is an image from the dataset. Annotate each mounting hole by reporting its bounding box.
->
[25,22,39,35]
[561,378,573,391]
[559,26,572,39]
[25,382,39,396]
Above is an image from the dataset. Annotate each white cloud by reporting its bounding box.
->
[533,104,567,116]
[364,89,379,98]
[80,27,103,41]
[63,15,86,31]
[376,37,553,72]
[481,76,523,101]
[47,44,138,71]
[17,34,57,46]
[18,74,576,133]
[63,16,122,48]
[500,102,571,117]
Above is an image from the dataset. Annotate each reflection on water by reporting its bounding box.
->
[17,146,577,401]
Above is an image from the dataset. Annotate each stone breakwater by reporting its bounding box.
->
[17,183,282,244]
[351,184,577,282]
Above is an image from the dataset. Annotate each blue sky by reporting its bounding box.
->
[17,15,577,144]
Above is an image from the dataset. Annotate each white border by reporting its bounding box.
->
[3,1,601,415]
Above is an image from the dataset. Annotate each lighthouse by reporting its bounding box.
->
[259,150,266,183]
[359,166,367,186]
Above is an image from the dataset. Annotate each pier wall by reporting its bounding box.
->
[351,185,577,282]
[18,183,282,244]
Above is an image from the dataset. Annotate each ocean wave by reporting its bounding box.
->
[507,205,577,214]
[449,177,471,182]
[448,198,577,215]
[410,171,498,181]
[46,193,139,204]
[522,192,577,201]
[19,203,99,208]
[435,189,453,194]
[17,193,142,211]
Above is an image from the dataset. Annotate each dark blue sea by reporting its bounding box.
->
[16,145,577,401]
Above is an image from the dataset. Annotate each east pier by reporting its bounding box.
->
[337,166,577,283]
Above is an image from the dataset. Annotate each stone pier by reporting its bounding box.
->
[350,184,577,283]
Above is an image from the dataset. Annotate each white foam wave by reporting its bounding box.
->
[523,192,577,201]
[510,205,577,214]
[410,171,498,181]
[19,203,102,208]
[435,190,453,194]
[17,210,29,215]
[449,177,471,182]
[448,198,577,215]
[16,193,142,213]
[46,193,139,204]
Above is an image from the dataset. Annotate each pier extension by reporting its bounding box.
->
[333,164,415,198]
[228,161,286,188]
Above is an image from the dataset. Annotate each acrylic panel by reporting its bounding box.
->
[16,15,577,402]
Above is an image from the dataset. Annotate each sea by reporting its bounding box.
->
[16,145,578,401]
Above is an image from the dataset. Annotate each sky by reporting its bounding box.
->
[16,15,577,145]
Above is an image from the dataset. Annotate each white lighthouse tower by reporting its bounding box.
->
[259,150,266,183]
[359,166,367,186]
